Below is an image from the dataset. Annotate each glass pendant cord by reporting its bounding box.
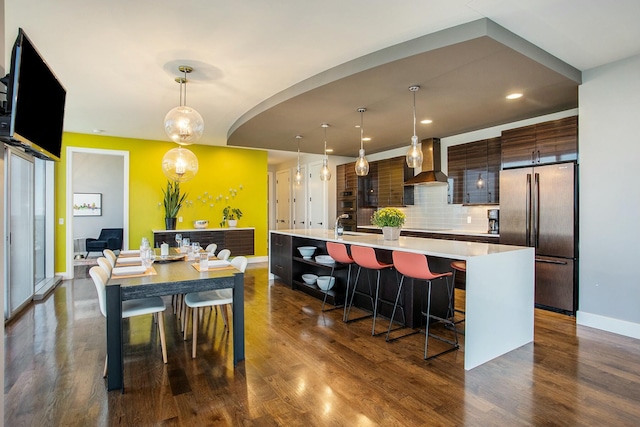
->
[355,107,369,176]
[320,124,331,181]
[295,135,303,185]
[406,85,423,168]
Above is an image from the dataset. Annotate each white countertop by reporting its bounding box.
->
[357,225,499,238]
[271,229,525,260]
[153,227,255,232]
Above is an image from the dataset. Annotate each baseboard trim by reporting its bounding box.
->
[576,310,640,340]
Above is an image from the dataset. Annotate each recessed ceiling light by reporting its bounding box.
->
[363,137,371,141]
[326,148,334,153]
[420,119,433,124]
[506,93,523,100]
[92,129,105,133]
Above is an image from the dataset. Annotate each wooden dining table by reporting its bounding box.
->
[105,254,245,391]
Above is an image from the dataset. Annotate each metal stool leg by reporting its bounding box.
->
[345,265,374,323]
[424,277,460,360]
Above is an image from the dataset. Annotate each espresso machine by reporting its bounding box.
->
[487,209,499,234]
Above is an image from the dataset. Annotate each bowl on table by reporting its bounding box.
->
[316,276,336,291]
[301,273,318,285]
[297,246,317,259]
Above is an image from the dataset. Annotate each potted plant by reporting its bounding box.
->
[162,180,188,230]
[371,207,406,240]
[220,206,243,228]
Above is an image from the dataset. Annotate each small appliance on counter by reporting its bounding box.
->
[487,209,499,234]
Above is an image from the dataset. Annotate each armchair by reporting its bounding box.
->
[85,228,123,257]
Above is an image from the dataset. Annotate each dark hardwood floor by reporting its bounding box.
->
[5,263,640,426]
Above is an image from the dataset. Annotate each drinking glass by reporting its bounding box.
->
[175,233,182,248]
[199,252,209,271]
[181,237,190,253]
[192,242,201,254]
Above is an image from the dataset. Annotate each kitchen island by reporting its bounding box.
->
[269,229,535,370]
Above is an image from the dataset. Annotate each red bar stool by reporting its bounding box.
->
[324,242,355,319]
[348,245,394,336]
[390,251,459,360]
[450,260,466,333]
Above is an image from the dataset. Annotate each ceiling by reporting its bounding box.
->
[5,1,640,164]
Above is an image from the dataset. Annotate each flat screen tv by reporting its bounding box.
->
[0,28,66,161]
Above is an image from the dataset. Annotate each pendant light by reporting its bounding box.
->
[164,65,204,145]
[320,123,331,181]
[406,85,423,168]
[355,107,369,176]
[162,146,199,182]
[295,135,303,185]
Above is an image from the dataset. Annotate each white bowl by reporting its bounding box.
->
[316,276,335,291]
[193,220,209,229]
[301,273,318,285]
[315,255,335,264]
[297,246,317,259]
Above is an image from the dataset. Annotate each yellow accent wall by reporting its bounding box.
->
[55,133,268,273]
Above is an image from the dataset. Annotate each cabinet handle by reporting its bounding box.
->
[316,222,323,225]
[488,191,492,203]
[536,150,540,163]
[466,193,470,203]
[531,150,535,163]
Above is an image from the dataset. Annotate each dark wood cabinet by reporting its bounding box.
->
[336,162,358,230]
[358,161,378,208]
[362,156,413,207]
[502,116,577,169]
[448,137,501,205]
[269,232,292,286]
[153,228,254,256]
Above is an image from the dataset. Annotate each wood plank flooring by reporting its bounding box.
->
[4,263,640,426]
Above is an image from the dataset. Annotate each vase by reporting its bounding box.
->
[228,219,238,228]
[165,217,177,230]
[382,226,400,240]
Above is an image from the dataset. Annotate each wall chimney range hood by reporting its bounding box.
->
[404,138,448,185]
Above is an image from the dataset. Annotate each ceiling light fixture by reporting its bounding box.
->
[162,146,199,182]
[164,65,204,145]
[506,93,523,100]
[295,135,303,185]
[421,119,433,124]
[320,123,331,182]
[406,85,423,168]
[355,107,369,176]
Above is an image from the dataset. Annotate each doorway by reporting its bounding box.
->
[65,147,129,279]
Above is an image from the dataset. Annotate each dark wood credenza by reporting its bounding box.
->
[153,228,255,256]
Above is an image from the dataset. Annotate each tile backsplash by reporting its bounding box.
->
[400,185,497,232]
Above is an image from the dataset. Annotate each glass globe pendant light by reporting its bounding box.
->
[164,65,204,145]
[295,135,303,185]
[320,123,331,181]
[355,107,369,176]
[406,85,423,168]
[162,146,199,182]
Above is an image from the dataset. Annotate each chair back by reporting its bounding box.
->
[230,256,248,273]
[392,251,446,281]
[89,266,109,317]
[97,257,112,276]
[103,249,117,267]
[98,228,123,250]
[351,246,387,270]
[217,249,231,261]
[326,242,354,264]
[205,243,218,255]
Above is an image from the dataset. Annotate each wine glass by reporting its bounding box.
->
[175,233,182,248]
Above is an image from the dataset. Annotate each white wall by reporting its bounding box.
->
[577,53,640,338]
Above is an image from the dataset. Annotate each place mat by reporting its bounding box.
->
[191,263,236,272]
[111,266,157,279]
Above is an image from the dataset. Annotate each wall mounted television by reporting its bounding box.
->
[0,28,66,161]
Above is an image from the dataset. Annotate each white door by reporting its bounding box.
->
[275,169,291,230]
[5,148,35,320]
[307,161,327,229]
[293,165,307,229]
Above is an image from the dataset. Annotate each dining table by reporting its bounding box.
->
[105,251,245,391]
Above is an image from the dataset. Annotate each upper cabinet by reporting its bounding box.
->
[336,162,357,195]
[351,156,413,208]
[448,137,500,205]
[501,116,578,169]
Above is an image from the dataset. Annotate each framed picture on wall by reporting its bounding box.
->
[73,193,102,216]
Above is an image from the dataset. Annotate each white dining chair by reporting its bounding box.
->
[217,248,231,261]
[205,243,217,255]
[89,266,168,377]
[97,256,113,277]
[183,256,247,358]
[103,249,117,268]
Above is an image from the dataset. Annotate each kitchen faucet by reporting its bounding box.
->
[335,213,349,236]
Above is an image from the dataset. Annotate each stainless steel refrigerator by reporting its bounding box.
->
[499,162,577,313]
